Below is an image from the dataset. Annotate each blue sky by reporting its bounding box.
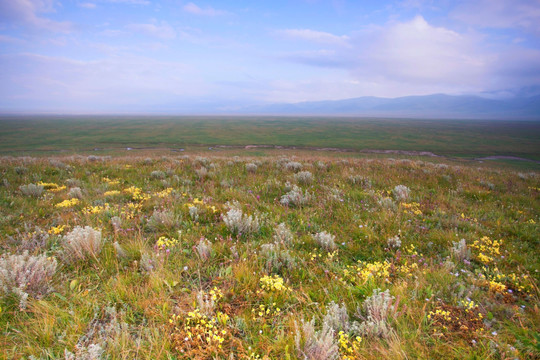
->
[1,0,539,113]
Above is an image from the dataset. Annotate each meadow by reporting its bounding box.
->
[0,150,538,359]
[1,116,539,162]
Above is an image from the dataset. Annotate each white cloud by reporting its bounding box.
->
[79,3,97,9]
[0,0,72,32]
[0,53,201,112]
[183,2,228,16]
[100,0,150,5]
[127,21,176,39]
[280,16,497,96]
[354,15,486,85]
[277,29,350,46]
[452,0,540,32]
[99,29,126,37]
[0,34,26,44]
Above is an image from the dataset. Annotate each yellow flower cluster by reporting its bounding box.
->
[55,198,79,208]
[251,303,281,320]
[477,253,493,264]
[396,261,419,277]
[342,260,391,285]
[488,280,507,293]
[120,202,142,219]
[82,203,109,215]
[338,331,362,359]
[123,186,150,201]
[156,188,174,198]
[48,225,66,235]
[103,190,121,197]
[102,177,120,186]
[402,202,422,216]
[170,308,229,349]
[309,250,338,261]
[459,299,484,321]
[506,272,532,294]
[155,236,179,250]
[428,304,485,337]
[259,275,290,293]
[470,236,502,264]
[460,299,478,312]
[428,309,452,323]
[208,287,223,301]
[38,182,66,192]
[404,244,420,256]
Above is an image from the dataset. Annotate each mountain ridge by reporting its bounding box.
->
[236,93,540,119]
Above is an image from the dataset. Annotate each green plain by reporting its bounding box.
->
[0,116,539,160]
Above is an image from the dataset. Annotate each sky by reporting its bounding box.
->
[0,0,540,113]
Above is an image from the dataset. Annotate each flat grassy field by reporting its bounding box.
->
[0,153,538,359]
[1,116,539,161]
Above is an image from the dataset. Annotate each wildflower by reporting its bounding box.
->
[48,225,66,235]
[103,190,121,197]
[341,260,391,285]
[251,303,281,320]
[259,275,290,293]
[82,203,109,215]
[123,186,150,201]
[488,280,506,293]
[155,236,179,251]
[103,177,120,186]
[38,182,65,192]
[338,331,362,359]
[55,198,80,208]
[470,236,502,264]
[156,188,173,198]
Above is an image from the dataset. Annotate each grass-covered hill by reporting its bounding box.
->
[0,153,538,359]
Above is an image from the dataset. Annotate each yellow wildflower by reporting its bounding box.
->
[55,198,79,208]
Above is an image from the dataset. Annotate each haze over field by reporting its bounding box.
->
[1,0,540,116]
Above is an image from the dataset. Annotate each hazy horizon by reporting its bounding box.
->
[1,0,540,114]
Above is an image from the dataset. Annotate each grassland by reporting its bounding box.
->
[0,152,538,359]
[1,116,539,161]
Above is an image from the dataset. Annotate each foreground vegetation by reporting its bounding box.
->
[1,116,539,161]
[0,152,538,359]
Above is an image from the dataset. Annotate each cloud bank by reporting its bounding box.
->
[0,0,539,112]
[279,15,540,98]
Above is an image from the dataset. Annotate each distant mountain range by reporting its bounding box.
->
[236,94,540,119]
